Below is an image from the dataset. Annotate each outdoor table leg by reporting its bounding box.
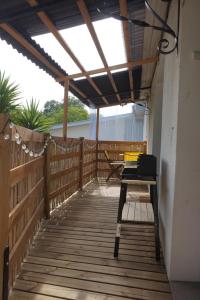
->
[114,182,127,257]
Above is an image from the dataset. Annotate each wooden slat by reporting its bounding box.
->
[83,160,95,168]
[27,0,109,106]
[25,255,168,281]
[9,177,44,229]
[10,157,44,186]
[10,289,64,300]
[59,56,158,80]
[98,140,147,146]
[0,23,87,104]
[11,125,44,142]
[21,262,170,292]
[9,199,44,263]
[50,151,80,162]
[119,0,134,101]
[49,180,79,200]
[13,280,135,300]
[0,23,63,78]
[29,248,164,273]
[84,149,96,155]
[18,271,172,300]
[98,149,142,154]
[50,165,79,181]
[83,169,96,179]
[77,0,121,103]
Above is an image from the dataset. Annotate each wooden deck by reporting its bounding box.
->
[10,180,172,300]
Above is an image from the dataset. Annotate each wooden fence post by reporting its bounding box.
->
[95,108,99,178]
[0,114,10,300]
[44,138,51,219]
[79,137,84,191]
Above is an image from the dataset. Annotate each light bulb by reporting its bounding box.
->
[16,138,21,145]
[29,151,33,157]
[14,133,20,140]
[25,148,29,154]
[4,134,10,140]
[9,122,14,129]
[22,144,26,150]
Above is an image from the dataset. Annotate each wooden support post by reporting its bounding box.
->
[79,137,84,191]
[44,137,51,219]
[0,114,10,300]
[63,79,69,140]
[95,108,100,178]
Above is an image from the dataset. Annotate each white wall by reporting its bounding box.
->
[50,124,90,138]
[170,0,200,281]
[151,0,200,281]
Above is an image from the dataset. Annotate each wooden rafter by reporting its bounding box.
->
[119,0,134,102]
[27,0,109,105]
[58,56,158,81]
[0,23,88,103]
[76,0,121,104]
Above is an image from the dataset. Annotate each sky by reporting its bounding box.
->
[0,17,134,116]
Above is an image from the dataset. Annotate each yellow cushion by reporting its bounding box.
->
[124,151,143,161]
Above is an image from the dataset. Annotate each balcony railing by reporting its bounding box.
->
[0,114,147,296]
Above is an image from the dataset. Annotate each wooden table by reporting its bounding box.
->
[114,178,160,261]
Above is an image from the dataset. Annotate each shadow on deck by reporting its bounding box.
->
[10,180,172,300]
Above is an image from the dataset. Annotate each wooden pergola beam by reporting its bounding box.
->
[76,0,121,104]
[119,0,134,102]
[58,56,158,81]
[27,0,109,105]
[0,23,88,104]
[0,23,63,78]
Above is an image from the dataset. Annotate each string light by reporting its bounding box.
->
[2,120,96,156]
[3,133,10,140]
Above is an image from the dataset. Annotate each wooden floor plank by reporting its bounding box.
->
[35,234,156,250]
[18,272,172,300]
[21,262,170,292]
[13,279,138,300]
[29,249,165,273]
[11,181,172,300]
[25,256,168,282]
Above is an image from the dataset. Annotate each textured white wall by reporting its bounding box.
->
[170,0,200,281]
[151,0,200,281]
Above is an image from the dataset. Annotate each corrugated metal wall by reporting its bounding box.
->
[89,112,144,141]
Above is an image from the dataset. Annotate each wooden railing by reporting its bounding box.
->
[0,116,45,295]
[98,140,147,178]
[0,114,146,298]
[46,137,96,214]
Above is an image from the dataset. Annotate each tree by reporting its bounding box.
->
[13,99,51,132]
[43,97,89,124]
[43,100,62,115]
[0,71,21,113]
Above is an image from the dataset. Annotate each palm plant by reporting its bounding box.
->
[14,99,51,133]
[0,71,21,113]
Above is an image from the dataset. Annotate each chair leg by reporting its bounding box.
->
[114,183,127,258]
[107,165,122,182]
[106,168,115,182]
[152,184,160,261]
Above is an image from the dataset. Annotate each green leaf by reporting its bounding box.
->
[0,71,21,113]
